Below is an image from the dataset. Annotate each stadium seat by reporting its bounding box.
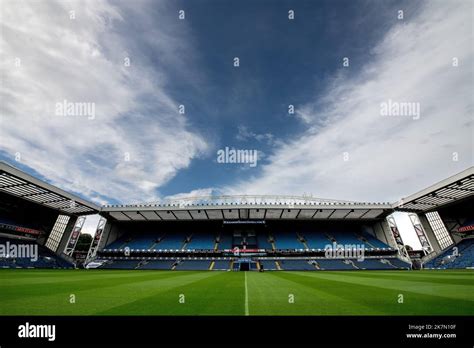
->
[279,259,316,271]
[0,237,73,269]
[186,233,216,250]
[424,239,474,269]
[139,260,175,270]
[272,231,305,249]
[174,260,212,270]
[256,233,273,250]
[213,260,230,270]
[100,260,139,269]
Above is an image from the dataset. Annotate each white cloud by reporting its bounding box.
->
[163,188,217,203]
[224,1,473,202]
[0,0,209,204]
[236,125,276,146]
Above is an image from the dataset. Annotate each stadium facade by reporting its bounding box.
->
[0,161,472,271]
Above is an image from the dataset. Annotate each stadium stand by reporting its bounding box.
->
[253,258,410,271]
[256,233,273,250]
[122,233,157,250]
[424,238,474,269]
[356,230,391,249]
[279,259,316,271]
[302,231,331,249]
[213,259,230,270]
[105,238,128,250]
[186,233,216,250]
[174,260,211,270]
[0,237,73,269]
[151,232,187,250]
[100,260,140,269]
[329,230,372,249]
[354,258,395,270]
[216,234,232,250]
[258,259,277,270]
[272,231,305,249]
[139,260,175,270]
[312,259,355,270]
[388,258,412,269]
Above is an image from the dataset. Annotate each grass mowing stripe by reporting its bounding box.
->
[244,271,249,316]
[0,269,471,315]
[95,271,225,315]
[326,271,474,286]
[273,271,474,315]
[290,271,474,302]
[0,269,185,287]
[248,271,386,315]
[0,271,219,315]
[350,270,474,280]
[269,271,390,315]
[0,270,195,302]
[98,271,245,315]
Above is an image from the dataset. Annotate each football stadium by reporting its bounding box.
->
[0,161,473,316]
[1,0,473,345]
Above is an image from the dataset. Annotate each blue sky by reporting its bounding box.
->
[1,0,473,246]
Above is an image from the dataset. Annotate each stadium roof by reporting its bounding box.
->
[394,166,474,212]
[1,159,472,219]
[0,161,100,215]
[102,196,393,221]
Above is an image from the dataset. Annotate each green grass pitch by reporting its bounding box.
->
[0,269,472,315]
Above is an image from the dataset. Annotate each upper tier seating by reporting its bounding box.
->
[233,235,243,246]
[458,219,474,232]
[303,232,331,249]
[217,234,232,250]
[246,235,257,246]
[256,233,273,250]
[152,232,188,250]
[105,232,160,250]
[0,217,44,233]
[358,231,391,249]
[272,231,305,249]
[186,233,215,250]
[104,237,127,250]
[123,233,157,250]
[329,230,371,248]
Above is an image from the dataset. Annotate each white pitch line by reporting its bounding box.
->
[244,271,249,316]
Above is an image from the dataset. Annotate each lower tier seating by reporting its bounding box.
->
[258,260,277,270]
[0,237,73,269]
[279,259,316,270]
[424,239,474,269]
[100,260,139,269]
[139,260,175,270]
[354,258,395,270]
[316,259,355,270]
[174,260,211,270]
[213,260,230,270]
